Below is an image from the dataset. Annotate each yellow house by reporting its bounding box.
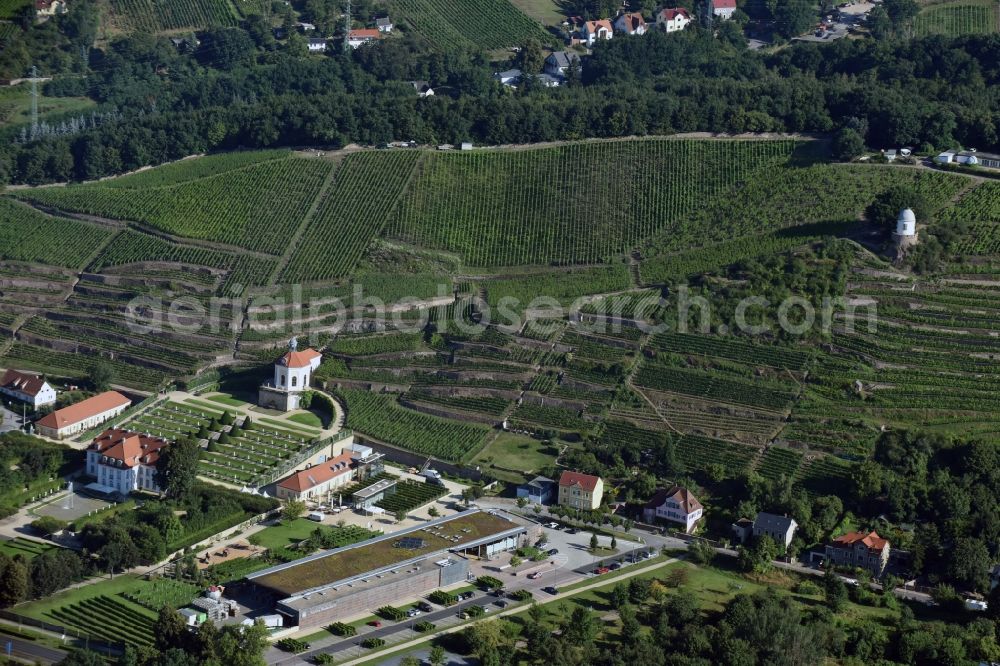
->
[558,470,604,510]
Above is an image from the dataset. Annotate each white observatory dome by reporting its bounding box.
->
[896,208,916,236]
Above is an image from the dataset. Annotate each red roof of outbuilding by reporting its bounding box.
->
[349,29,381,39]
[0,369,49,397]
[559,470,601,491]
[659,7,690,20]
[278,451,356,492]
[646,485,702,513]
[715,0,737,8]
[36,391,130,431]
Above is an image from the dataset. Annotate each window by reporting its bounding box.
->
[291,375,298,387]
[280,374,286,387]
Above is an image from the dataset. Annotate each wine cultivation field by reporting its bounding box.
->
[387,139,797,267]
[391,0,550,50]
[915,0,1000,35]
[0,199,112,268]
[109,0,243,32]
[14,156,334,255]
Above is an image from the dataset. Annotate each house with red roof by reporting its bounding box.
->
[86,429,168,496]
[276,450,357,501]
[0,369,56,408]
[35,0,67,17]
[643,486,703,532]
[558,470,604,510]
[348,29,381,49]
[656,7,692,32]
[581,19,614,46]
[35,391,131,440]
[713,0,738,19]
[614,12,648,35]
[258,338,322,411]
[825,530,891,576]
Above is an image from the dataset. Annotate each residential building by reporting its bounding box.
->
[296,21,316,32]
[517,476,556,505]
[533,73,562,87]
[348,29,381,48]
[752,512,797,549]
[558,470,603,510]
[495,69,523,86]
[614,12,647,35]
[35,0,67,17]
[937,150,1000,169]
[825,531,891,577]
[544,51,581,77]
[376,17,393,33]
[581,19,614,46]
[307,38,328,53]
[35,391,131,440]
[409,81,434,97]
[731,517,754,544]
[0,369,56,408]
[258,338,322,411]
[643,486,703,533]
[713,0,738,19]
[656,7,692,32]
[86,429,168,496]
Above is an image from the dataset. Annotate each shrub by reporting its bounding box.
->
[361,637,386,649]
[31,516,68,536]
[414,621,436,632]
[327,622,356,636]
[476,575,503,591]
[376,605,407,621]
[276,638,310,653]
[313,655,335,665]
[466,605,485,618]
[510,589,533,601]
[428,590,457,606]
[795,579,821,596]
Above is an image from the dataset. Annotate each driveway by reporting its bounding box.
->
[0,404,23,434]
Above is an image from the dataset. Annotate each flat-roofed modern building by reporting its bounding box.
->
[246,510,536,628]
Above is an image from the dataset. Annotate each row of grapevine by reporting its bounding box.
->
[337,389,491,461]
[943,182,1000,254]
[633,362,797,411]
[387,139,795,267]
[404,390,511,417]
[483,265,633,313]
[392,0,549,50]
[647,331,811,371]
[102,150,290,190]
[89,230,276,291]
[281,151,422,282]
[14,157,333,255]
[0,199,112,268]
[915,0,999,36]
[110,0,240,32]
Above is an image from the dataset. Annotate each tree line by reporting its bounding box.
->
[0,14,998,185]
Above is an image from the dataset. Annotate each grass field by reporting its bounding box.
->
[507,0,564,24]
[252,518,325,551]
[392,0,550,50]
[0,537,57,560]
[470,433,560,481]
[915,0,999,35]
[0,84,95,128]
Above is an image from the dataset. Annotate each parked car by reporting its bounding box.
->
[546,522,559,529]
[528,572,542,580]
[609,562,621,570]
[406,609,421,617]
[459,591,475,600]
[368,620,382,628]
[418,602,433,612]
[457,612,468,619]
[495,600,508,608]
[543,586,559,595]
[547,548,559,555]
[480,606,490,614]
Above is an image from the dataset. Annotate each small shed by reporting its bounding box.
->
[460,142,474,151]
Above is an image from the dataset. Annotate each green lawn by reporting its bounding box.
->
[507,0,564,25]
[470,433,560,482]
[0,537,57,560]
[251,518,321,550]
[206,393,248,407]
[15,574,151,621]
[288,411,324,428]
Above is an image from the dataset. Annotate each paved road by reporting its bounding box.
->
[0,631,67,664]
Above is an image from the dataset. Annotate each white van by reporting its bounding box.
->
[307,512,324,522]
